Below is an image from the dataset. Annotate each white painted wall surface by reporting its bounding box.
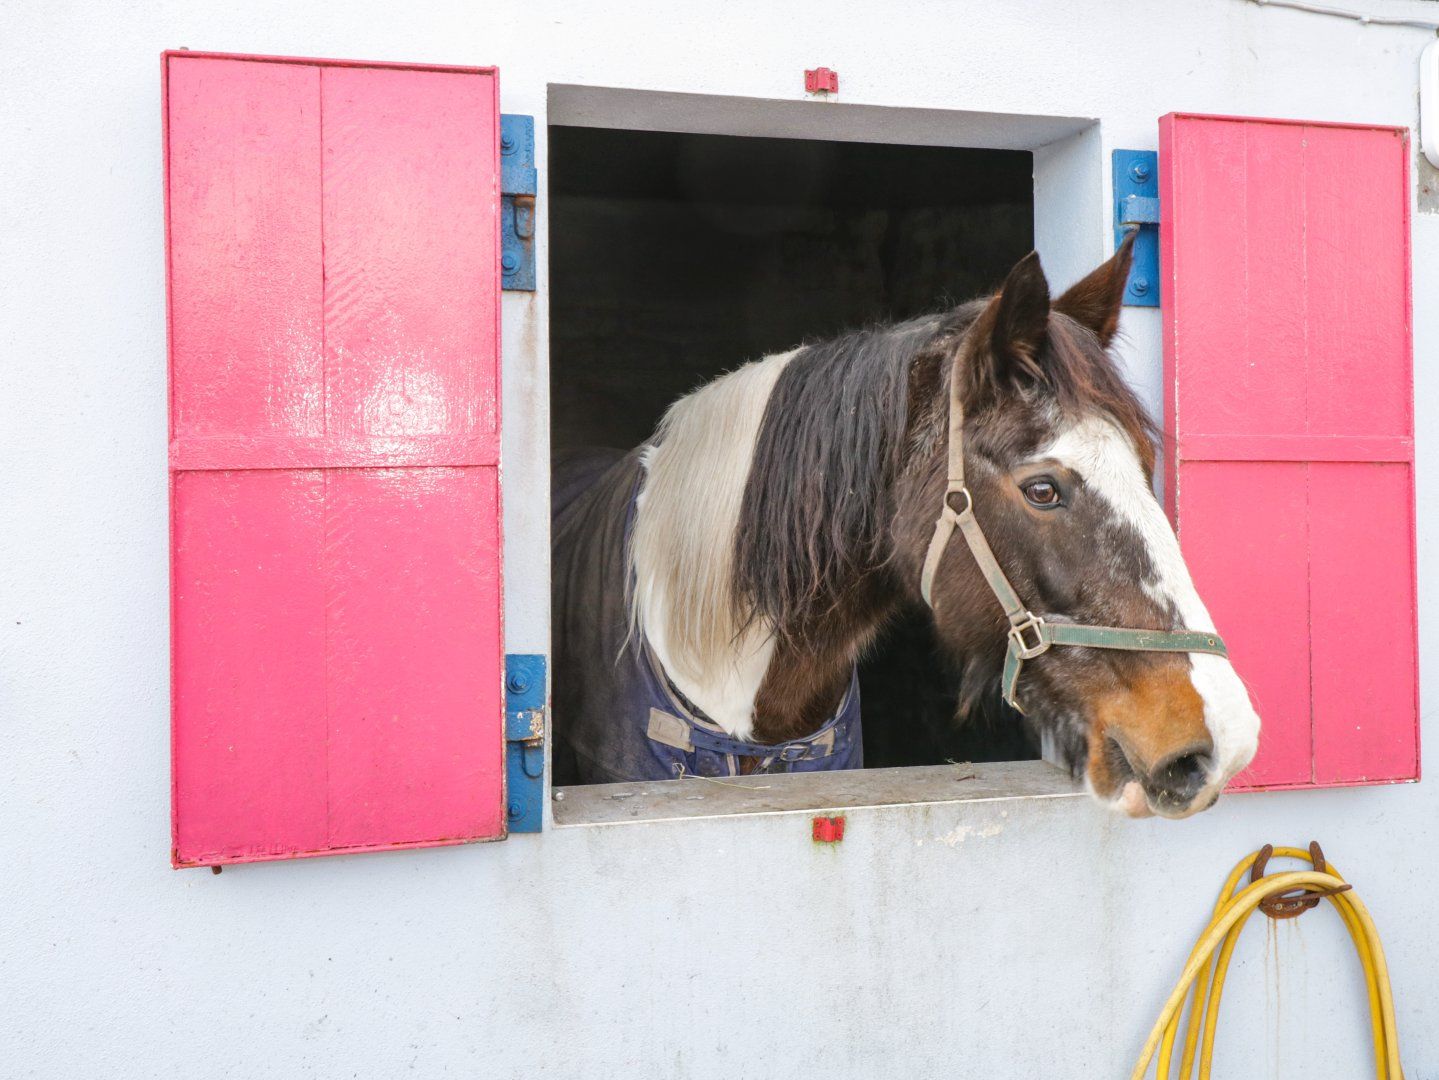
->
[3,1,1437,1076]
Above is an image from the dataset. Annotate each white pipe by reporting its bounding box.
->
[1423,38,1439,168]
[1246,0,1439,31]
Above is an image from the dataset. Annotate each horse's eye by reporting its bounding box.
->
[1022,478,1062,508]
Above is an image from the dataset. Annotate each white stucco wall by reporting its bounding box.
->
[4,1,1438,1076]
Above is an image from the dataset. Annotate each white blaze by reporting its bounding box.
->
[1038,417,1261,787]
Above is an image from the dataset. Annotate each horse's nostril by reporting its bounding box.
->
[1146,748,1212,805]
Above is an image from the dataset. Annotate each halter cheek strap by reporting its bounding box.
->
[919,362,1228,713]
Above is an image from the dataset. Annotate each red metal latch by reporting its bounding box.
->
[804,67,839,95]
[812,815,845,842]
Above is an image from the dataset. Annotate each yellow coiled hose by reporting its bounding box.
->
[1131,845,1402,1079]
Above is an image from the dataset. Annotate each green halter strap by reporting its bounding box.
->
[918,361,1227,712]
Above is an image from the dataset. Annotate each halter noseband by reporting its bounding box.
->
[919,363,1228,713]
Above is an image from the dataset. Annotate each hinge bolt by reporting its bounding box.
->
[506,672,530,694]
[502,252,519,273]
[1131,278,1150,296]
[508,801,523,819]
[500,135,514,154]
[1129,161,1152,184]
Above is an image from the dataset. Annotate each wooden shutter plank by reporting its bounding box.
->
[172,469,330,861]
[167,57,324,442]
[1161,113,1416,790]
[1162,118,1308,444]
[1303,127,1412,438]
[168,55,330,863]
[1302,126,1417,783]
[167,54,504,864]
[316,65,503,851]
[325,468,502,848]
[1310,462,1418,783]
[321,66,498,443]
[1177,461,1313,786]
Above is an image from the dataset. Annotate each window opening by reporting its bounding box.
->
[549,126,1038,783]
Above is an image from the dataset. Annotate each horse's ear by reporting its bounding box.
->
[963,250,1051,400]
[1053,230,1135,348]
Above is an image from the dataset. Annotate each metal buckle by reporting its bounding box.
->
[1008,614,1048,659]
[777,744,809,763]
[943,485,972,517]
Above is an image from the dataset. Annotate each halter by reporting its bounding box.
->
[918,363,1228,712]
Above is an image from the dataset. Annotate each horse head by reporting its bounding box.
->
[901,240,1260,818]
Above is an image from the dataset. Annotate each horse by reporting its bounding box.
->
[551,237,1260,819]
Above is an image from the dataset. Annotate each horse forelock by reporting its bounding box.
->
[1038,313,1158,475]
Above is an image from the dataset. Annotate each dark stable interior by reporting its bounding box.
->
[549,124,1039,769]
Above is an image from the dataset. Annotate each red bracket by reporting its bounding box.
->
[804,67,839,95]
[812,815,845,842]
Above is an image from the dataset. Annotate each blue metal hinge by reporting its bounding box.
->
[1112,149,1159,307]
[504,653,546,832]
[500,114,536,292]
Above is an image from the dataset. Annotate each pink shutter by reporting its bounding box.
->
[1161,113,1417,789]
[166,53,505,865]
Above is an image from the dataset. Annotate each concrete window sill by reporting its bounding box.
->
[552,760,1083,827]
